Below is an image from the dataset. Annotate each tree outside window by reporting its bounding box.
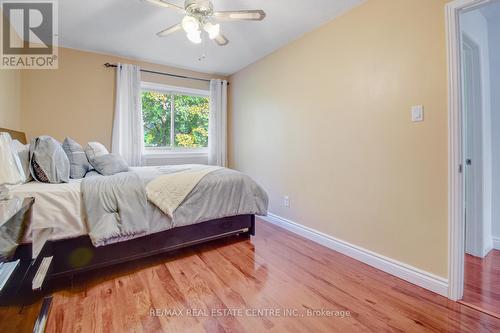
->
[142,89,209,149]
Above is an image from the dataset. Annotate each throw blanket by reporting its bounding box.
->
[146,165,221,217]
[81,172,149,246]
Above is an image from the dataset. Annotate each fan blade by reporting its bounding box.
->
[214,10,266,21]
[157,23,182,37]
[214,34,229,46]
[144,0,184,11]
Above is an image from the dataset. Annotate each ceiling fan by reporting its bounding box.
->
[144,0,266,46]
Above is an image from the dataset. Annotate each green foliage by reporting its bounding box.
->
[175,134,195,147]
[142,92,171,147]
[174,94,209,148]
[142,91,209,148]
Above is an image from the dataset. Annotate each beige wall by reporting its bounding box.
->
[21,47,226,148]
[0,18,22,131]
[0,69,22,131]
[229,0,449,277]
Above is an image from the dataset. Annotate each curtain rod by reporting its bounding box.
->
[104,63,227,85]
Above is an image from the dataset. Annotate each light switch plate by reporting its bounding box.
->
[412,105,424,122]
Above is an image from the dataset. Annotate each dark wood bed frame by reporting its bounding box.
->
[17,214,255,279]
[54,215,254,278]
[1,128,256,279]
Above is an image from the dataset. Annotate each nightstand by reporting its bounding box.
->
[0,197,54,332]
[0,197,53,305]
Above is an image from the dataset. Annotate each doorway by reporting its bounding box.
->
[447,0,500,318]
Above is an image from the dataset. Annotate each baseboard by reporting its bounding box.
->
[260,213,449,297]
[493,237,500,250]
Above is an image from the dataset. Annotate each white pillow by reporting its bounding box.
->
[12,139,32,183]
[0,136,25,184]
[84,142,109,163]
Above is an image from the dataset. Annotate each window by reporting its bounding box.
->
[141,83,210,151]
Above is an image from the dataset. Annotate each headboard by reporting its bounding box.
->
[0,128,27,144]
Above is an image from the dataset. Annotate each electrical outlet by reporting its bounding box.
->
[284,196,290,208]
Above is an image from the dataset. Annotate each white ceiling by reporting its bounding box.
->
[58,0,364,76]
[480,0,500,20]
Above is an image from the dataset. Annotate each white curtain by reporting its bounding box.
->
[111,63,144,167]
[208,79,228,167]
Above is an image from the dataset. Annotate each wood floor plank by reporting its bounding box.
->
[167,251,247,333]
[197,245,322,333]
[461,250,500,318]
[1,219,500,332]
[216,240,368,328]
[0,300,43,333]
[189,250,278,332]
[143,263,205,333]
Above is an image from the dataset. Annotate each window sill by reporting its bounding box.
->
[143,150,208,159]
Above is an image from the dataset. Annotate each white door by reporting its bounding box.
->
[462,35,484,257]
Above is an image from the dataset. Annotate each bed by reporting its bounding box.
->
[2,129,268,278]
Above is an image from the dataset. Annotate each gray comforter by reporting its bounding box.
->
[82,166,268,247]
[81,172,150,246]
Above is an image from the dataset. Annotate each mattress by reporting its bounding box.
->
[11,180,87,255]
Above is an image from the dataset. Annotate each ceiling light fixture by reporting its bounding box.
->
[203,22,220,40]
[146,0,266,46]
[181,15,200,34]
[186,30,202,44]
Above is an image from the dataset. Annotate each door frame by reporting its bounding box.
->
[445,0,492,301]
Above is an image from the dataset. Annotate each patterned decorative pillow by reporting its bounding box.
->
[31,159,50,183]
[29,136,70,184]
[62,137,91,179]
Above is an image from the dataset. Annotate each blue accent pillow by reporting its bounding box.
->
[62,137,91,179]
[92,154,129,176]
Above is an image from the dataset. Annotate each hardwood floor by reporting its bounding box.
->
[1,219,500,332]
[461,250,500,318]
